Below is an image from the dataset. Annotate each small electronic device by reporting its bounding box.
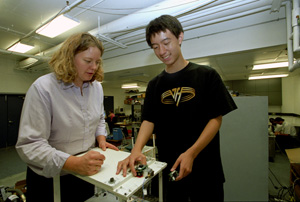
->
[135,164,147,177]
[168,170,179,181]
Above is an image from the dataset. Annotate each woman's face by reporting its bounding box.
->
[73,46,101,87]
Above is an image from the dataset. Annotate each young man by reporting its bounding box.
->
[116,15,237,201]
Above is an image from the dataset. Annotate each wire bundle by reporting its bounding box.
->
[269,167,299,202]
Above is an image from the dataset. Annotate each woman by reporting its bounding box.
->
[16,32,118,201]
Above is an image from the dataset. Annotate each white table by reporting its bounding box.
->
[53,148,167,202]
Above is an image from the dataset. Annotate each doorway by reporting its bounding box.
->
[0,94,25,147]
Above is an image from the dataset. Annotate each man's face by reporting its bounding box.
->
[150,29,183,67]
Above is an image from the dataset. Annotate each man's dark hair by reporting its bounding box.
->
[145,15,184,47]
[275,117,284,122]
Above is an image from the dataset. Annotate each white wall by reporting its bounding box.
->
[281,69,300,126]
[0,56,48,94]
[0,56,137,117]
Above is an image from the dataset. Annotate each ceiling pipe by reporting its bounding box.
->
[14,0,215,69]
[110,0,271,44]
[0,49,49,60]
[286,0,300,72]
[14,0,279,70]
[103,0,274,51]
[105,0,265,42]
[73,0,105,18]
[16,0,216,66]
[96,16,127,48]
[179,0,259,26]
[292,0,300,52]
[184,5,272,31]
[286,1,296,72]
[89,0,216,35]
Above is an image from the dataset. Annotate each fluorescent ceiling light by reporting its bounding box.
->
[252,62,288,70]
[7,42,34,53]
[121,83,140,89]
[36,14,80,38]
[248,74,288,80]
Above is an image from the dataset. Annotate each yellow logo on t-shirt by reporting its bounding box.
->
[161,87,195,107]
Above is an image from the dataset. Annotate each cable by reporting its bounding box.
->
[292,178,300,201]
[269,167,284,187]
[269,176,279,189]
[268,166,298,202]
[142,177,147,201]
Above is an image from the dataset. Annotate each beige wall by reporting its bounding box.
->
[0,56,48,94]
[281,69,300,126]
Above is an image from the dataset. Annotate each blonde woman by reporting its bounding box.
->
[16,32,118,202]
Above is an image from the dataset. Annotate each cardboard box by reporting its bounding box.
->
[286,148,300,163]
[285,148,300,199]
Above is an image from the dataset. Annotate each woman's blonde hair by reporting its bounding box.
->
[49,32,104,83]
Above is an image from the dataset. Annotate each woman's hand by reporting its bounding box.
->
[63,150,106,176]
[97,135,119,151]
[98,140,119,151]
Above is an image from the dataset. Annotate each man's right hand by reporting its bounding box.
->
[116,152,147,177]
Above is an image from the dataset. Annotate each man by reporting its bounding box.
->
[274,117,296,137]
[116,15,237,201]
[274,117,297,151]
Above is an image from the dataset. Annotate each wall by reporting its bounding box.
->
[0,56,136,117]
[0,56,48,94]
[282,70,300,114]
[224,78,282,106]
[281,70,300,126]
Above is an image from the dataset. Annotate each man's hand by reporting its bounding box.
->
[171,151,195,181]
[116,152,147,177]
[64,150,106,176]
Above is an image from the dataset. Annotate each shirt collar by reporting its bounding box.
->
[60,81,90,90]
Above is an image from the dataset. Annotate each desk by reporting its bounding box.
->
[53,148,166,202]
[285,148,300,199]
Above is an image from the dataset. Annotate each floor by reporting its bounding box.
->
[0,146,298,202]
[268,149,298,202]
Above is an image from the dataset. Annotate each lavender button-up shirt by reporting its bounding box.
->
[16,73,107,177]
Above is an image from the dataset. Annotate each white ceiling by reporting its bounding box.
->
[0,0,297,90]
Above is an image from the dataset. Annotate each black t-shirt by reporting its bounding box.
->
[142,62,237,183]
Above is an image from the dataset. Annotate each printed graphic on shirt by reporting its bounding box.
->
[161,87,195,107]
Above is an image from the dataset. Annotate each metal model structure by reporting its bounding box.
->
[53,147,167,202]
